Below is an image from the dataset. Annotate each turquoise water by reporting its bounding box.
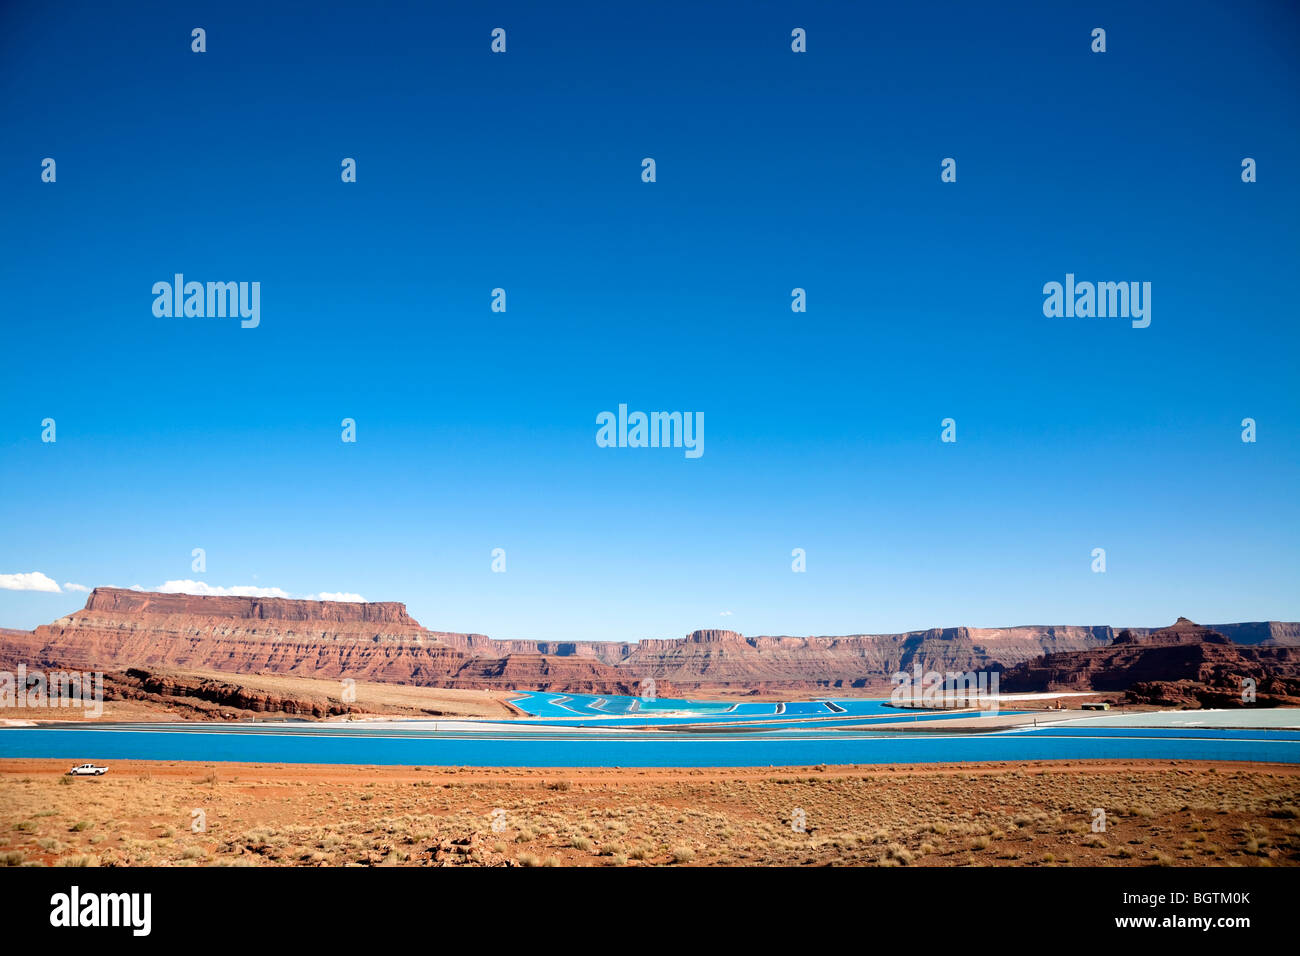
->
[5,694,1294,768]
[508,692,743,718]
[507,692,923,725]
[1,724,1295,768]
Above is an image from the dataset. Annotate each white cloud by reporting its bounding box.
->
[156,580,291,599]
[63,582,90,592]
[0,572,62,593]
[309,592,367,603]
[719,610,733,617]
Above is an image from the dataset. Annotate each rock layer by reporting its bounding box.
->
[1001,618,1300,706]
[2,588,638,693]
[3,590,1298,696]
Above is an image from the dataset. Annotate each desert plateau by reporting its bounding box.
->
[3,759,1298,868]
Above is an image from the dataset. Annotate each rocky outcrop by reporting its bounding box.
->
[1001,618,1300,707]
[109,668,358,719]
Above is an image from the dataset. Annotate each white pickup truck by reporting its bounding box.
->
[67,763,108,776]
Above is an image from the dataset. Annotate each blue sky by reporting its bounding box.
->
[1,0,1297,640]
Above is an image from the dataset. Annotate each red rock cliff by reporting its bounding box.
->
[83,587,417,625]
[7,591,1298,696]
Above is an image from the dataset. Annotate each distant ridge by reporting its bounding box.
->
[0,588,1297,695]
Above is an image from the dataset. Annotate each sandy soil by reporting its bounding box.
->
[2,758,1296,867]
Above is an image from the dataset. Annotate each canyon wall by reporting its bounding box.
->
[1001,618,1300,706]
[2,589,635,694]
[3,589,1297,696]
